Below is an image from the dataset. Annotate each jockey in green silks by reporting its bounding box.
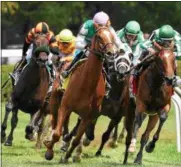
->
[116,20,145,66]
[140,24,181,86]
[62,11,127,78]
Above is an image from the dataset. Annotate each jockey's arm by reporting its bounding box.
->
[49,36,59,55]
[174,31,181,60]
[22,28,35,57]
[76,25,88,50]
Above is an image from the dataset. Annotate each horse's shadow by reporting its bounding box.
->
[82,152,111,159]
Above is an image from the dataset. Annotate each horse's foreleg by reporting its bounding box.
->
[60,118,91,163]
[145,106,169,153]
[83,118,98,147]
[44,106,68,161]
[123,99,135,164]
[134,114,159,165]
[61,117,81,152]
[129,112,147,153]
[109,124,118,148]
[4,109,18,146]
[1,98,13,143]
[118,118,126,143]
[95,118,121,156]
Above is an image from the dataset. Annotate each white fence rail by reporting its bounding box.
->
[172,87,181,152]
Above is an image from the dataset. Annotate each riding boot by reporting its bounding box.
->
[62,51,84,78]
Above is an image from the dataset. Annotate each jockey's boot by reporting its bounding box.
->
[62,51,84,78]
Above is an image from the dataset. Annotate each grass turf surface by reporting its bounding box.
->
[1,102,181,167]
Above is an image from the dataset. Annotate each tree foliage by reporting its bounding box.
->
[1,1,181,47]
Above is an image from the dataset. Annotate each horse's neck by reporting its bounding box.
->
[109,75,124,100]
[145,62,164,90]
[22,59,48,87]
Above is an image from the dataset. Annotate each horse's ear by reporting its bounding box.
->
[94,22,100,30]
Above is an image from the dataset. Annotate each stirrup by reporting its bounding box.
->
[62,71,69,79]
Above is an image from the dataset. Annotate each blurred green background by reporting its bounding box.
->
[2,2,181,48]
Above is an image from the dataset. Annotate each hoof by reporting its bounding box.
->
[145,142,155,153]
[134,160,142,165]
[72,155,81,163]
[60,141,70,152]
[109,140,118,148]
[59,156,68,164]
[25,133,36,141]
[95,150,101,157]
[83,137,91,147]
[134,156,142,165]
[117,137,124,143]
[4,140,12,146]
[45,150,54,160]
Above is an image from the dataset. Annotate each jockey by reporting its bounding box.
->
[141,24,181,58]
[61,11,126,79]
[140,24,181,86]
[116,20,145,66]
[52,29,76,67]
[17,22,59,72]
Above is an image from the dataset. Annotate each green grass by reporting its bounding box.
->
[1,102,181,167]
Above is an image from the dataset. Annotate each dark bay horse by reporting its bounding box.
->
[134,48,175,164]
[44,25,116,163]
[1,35,50,147]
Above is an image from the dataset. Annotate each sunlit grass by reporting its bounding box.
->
[1,102,181,167]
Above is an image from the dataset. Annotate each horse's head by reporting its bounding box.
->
[32,35,50,66]
[155,49,176,86]
[92,26,116,61]
[113,50,132,81]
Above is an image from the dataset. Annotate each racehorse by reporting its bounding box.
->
[43,25,116,163]
[66,51,135,164]
[1,35,50,147]
[133,44,175,164]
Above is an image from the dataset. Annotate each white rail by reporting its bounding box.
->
[172,88,181,152]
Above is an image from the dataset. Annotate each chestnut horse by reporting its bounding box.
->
[44,26,116,163]
[1,35,50,147]
[69,51,135,164]
[134,47,176,164]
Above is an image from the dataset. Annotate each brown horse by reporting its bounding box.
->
[44,25,116,163]
[134,48,175,164]
[1,35,50,147]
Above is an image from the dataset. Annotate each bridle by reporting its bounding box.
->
[88,26,114,61]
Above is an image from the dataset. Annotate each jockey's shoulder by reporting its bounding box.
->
[116,28,124,37]
[84,20,94,28]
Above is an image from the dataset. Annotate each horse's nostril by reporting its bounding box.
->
[106,51,113,56]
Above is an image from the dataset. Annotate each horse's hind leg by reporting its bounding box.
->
[95,118,121,156]
[1,98,13,143]
[145,105,170,153]
[134,114,159,165]
[4,108,18,146]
